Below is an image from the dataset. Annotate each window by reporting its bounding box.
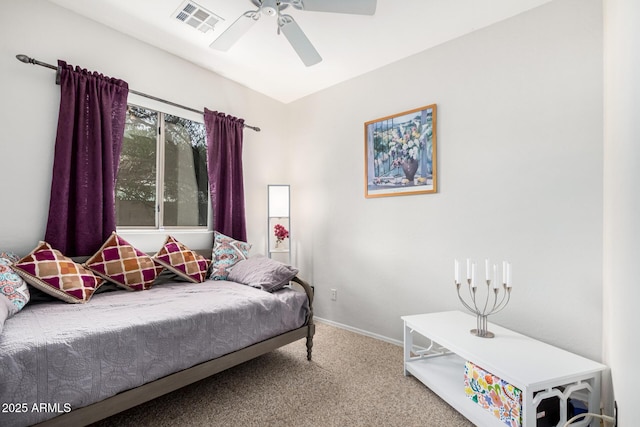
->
[116,105,208,229]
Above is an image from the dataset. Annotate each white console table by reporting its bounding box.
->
[402,311,607,427]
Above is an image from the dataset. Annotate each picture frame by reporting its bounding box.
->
[364,104,437,198]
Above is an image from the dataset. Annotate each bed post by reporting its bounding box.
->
[291,276,314,360]
[306,320,315,361]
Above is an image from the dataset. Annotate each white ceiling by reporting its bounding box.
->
[47,0,552,104]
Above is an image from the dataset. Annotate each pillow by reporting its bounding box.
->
[227,255,298,292]
[0,264,30,310]
[84,232,163,291]
[12,241,103,303]
[153,236,210,283]
[210,231,251,280]
[0,295,17,334]
[0,251,30,311]
[0,251,20,263]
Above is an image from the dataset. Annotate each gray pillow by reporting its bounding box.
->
[0,295,17,334]
[227,256,298,292]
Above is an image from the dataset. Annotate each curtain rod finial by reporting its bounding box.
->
[16,54,32,64]
[244,124,261,132]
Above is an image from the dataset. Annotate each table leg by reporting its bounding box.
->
[522,388,536,427]
[403,322,412,376]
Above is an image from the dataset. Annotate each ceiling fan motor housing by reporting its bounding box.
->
[261,0,279,16]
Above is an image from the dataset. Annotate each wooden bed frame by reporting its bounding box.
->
[34,276,315,427]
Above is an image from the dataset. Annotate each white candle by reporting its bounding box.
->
[485,259,490,281]
[471,263,477,287]
[454,259,459,284]
[502,261,507,285]
[507,262,512,287]
[491,264,498,288]
[466,259,471,281]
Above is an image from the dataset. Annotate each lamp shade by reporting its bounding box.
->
[268,185,290,217]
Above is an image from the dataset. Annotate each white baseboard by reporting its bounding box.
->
[314,317,403,347]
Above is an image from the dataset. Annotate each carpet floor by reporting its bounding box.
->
[91,322,474,427]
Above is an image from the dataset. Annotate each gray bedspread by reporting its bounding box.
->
[0,279,309,427]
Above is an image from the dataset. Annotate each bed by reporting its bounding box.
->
[0,272,314,427]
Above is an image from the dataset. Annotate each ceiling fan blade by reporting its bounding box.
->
[294,0,377,15]
[210,11,259,51]
[279,15,322,67]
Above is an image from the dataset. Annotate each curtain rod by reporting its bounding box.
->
[15,54,261,132]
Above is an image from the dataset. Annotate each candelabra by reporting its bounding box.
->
[455,259,512,338]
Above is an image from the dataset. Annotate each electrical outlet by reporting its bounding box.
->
[330,288,337,301]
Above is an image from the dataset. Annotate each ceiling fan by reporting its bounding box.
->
[210,0,377,67]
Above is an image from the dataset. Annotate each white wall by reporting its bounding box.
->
[288,0,604,361]
[603,0,640,424]
[0,0,288,255]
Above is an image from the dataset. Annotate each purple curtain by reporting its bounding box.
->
[204,109,247,241]
[44,60,129,256]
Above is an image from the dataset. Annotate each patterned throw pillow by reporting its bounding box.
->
[0,251,30,311]
[210,231,251,280]
[153,236,210,283]
[12,242,103,303]
[0,251,20,263]
[84,232,163,291]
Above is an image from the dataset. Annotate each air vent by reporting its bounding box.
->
[173,1,224,34]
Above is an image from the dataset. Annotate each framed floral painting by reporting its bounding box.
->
[364,104,437,198]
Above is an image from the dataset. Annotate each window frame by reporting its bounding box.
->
[116,101,210,232]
